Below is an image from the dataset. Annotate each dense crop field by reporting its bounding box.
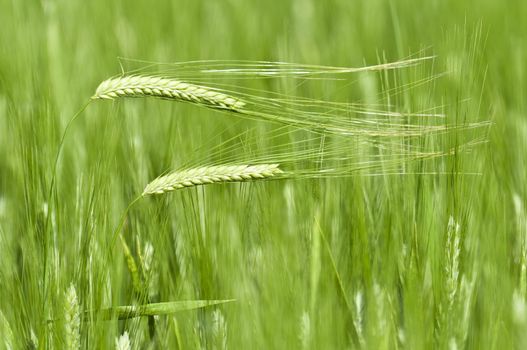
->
[0,0,526,349]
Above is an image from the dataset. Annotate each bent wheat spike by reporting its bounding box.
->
[92,75,246,111]
[143,164,282,195]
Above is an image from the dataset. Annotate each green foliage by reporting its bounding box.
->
[0,0,525,348]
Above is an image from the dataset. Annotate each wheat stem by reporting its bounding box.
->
[42,100,91,339]
[48,100,92,207]
[109,195,142,250]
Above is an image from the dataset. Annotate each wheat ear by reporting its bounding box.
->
[64,284,80,350]
[92,75,246,111]
[115,332,131,350]
[143,164,282,195]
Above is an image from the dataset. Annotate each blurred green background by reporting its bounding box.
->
[0,0,526,348]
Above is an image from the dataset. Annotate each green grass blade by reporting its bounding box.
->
[94,300,236,320]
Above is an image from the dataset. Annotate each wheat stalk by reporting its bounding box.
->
[143,164,282,195]
[92,75,246,111]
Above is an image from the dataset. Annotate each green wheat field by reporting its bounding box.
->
[1,0,526,349]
